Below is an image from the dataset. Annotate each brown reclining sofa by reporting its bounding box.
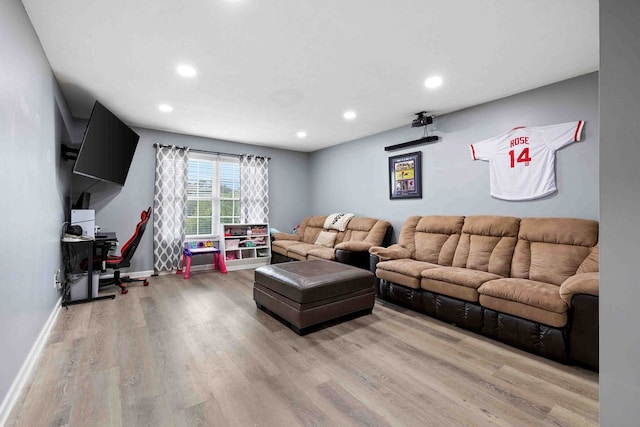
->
[272,215,392,270]
[369,215,599,370]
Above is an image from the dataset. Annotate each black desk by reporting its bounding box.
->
[62,232,118,307]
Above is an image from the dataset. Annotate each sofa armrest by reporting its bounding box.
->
[272,232,300,241]
[335,249,370,269]
[369,253,381,274]
[334,241,374,252]
[369,244,411,261]
[560,272,599,307]
[568,294,599,370]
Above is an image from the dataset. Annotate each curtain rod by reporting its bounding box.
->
[152,143,271,160]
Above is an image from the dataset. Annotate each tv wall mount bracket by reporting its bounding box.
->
[61,144,79,161]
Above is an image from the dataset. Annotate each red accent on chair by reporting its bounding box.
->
[97,207,152,294]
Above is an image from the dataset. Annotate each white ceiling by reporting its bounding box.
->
[22,0,598,152]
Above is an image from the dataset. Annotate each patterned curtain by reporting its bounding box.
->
[153,145,189,273]
[240,155,270,223]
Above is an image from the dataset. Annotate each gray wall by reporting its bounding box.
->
[0,0,71,402]
[6,0,637,423]
[309,73,599,239]
[69,127,311,273]
[600,1,640,425]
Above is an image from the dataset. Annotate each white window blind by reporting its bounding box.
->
[220,161,241,225]
[186,154,240,237]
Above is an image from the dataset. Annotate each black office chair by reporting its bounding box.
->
[97,207,152,294]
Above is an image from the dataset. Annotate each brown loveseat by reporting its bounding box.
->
[369,215,599,370]
[272,215,392,269]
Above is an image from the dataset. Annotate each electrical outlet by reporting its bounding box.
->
[54,269,61,289]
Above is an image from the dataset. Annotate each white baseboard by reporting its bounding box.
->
[0,297,62,427]
[97,269,154,279]
[154,270,174,276]
[127,269,154,279]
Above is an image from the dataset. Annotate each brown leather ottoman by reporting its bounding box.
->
[254,260,375,335]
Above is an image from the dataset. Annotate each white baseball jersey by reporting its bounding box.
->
[470,121,585,201]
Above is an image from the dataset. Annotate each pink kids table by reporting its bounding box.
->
[177,247,227,279]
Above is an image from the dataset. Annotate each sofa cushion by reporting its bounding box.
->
[396,216,422,255]
[376,259,440,289]
[413,216,464,265]
[478,278,568,313]
[377,270,421,289]
[377,259,440,278]
[307,246,336,261]
[294,215,327,244]
[577,244,599,274]
[478,278,568,327]
[314,230,337,247]
[420,267,503,300]
[342,218,390,244]
[452,215,520,277]
[512,241,592,286]
[517,217,598,247]
[287,243,321,259]
[511,218,598,285]
[272,239,306,255]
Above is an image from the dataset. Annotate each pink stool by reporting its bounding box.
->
[177,247,227,279]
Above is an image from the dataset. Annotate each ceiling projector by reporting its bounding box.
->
[411,111,433,127]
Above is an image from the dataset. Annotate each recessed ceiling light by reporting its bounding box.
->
[425,76,443,89]
[343,110,357,120]
[158,104,173,112]
[176,65,197,77]
[296,131,307,138]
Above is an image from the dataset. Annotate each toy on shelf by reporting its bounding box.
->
[250,226,268,235]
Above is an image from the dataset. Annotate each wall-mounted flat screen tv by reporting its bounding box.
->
[73,101,140,186]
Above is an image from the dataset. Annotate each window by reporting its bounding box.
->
[186,154,240,237]
[220,161,241,225]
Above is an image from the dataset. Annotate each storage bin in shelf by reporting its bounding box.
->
[221,223,271,271]
[225,250,240,261]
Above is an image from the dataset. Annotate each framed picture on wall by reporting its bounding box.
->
[389,151,422,199]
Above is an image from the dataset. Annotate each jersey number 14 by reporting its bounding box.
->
[509,147,532,168]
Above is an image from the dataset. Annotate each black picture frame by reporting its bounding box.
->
[389,151,422,199]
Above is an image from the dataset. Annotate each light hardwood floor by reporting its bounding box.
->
[7,269,598,426]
